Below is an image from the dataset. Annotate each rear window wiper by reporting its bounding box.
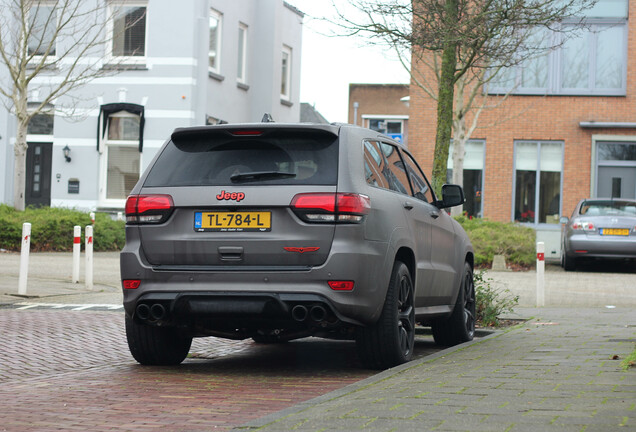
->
[230,171,297,183]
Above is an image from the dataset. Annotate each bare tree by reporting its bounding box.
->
[335,0,596,197]
[0,0,140,210]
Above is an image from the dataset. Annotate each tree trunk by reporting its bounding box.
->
[13,118,28,211]
[450,77,466,217]
[431,0,459,199]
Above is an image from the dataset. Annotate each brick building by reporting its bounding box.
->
[348,84,409,145]
[408,0,634,258]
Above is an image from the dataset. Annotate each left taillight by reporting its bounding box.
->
[125,194,174,224]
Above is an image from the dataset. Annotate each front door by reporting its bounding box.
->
[25,142,52,207]
[597,166,636,199]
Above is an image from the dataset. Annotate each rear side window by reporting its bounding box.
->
[144,131,338,186]
[363,140,411,195]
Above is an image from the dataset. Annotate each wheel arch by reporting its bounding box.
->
[465,251,474,270]
[395,246,416,283]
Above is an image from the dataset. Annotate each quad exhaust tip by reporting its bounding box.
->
[291,304,308,322]
[136,303,167,321]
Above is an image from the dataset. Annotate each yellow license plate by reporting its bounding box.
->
[195,211,271,232]
[600,228,629,236]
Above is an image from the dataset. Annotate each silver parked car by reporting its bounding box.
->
[561,198,636,271]
[121,122,475,369]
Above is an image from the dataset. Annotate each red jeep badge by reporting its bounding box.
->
[216,190,245,202]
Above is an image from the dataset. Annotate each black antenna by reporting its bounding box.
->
[261,113,274,123]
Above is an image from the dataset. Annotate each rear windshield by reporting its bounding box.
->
[579,200,636,216]
[144,130,338,187]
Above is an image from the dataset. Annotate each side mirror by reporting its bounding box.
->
[559,216,569,224]
[436,184,465,209]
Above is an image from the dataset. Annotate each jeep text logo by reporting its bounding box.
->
[216,190,245,202]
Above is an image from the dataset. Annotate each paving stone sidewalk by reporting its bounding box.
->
[240,307,636,431]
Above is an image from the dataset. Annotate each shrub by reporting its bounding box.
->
[455,215,536,268]
[474,270,519,327]
[0,204,125,252]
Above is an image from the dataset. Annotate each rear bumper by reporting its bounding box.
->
[131,291,346,336]
[120,237,391,327]
[566,234,636,258]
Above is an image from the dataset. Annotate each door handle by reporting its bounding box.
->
[403,201,414,210]
[429,211,440,219]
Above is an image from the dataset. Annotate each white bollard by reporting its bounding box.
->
[85,225,94,290]
[72,226,81,283]
[536,241,545,307]
[90,212,95,224]
[18,223,31,295]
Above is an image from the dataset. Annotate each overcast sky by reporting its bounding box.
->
[286,1,410,123]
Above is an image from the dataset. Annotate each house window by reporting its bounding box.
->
[237,23,247,83]
[209,9,222,73]
[104,112,140,200]
[446,140,485,218]
[514,141,563,225]
[27,112,54,135]
[488,0,627,96]
[281,45,292,100]
[367,118,405,143]
[27,2,57,57]
[110,2,147,59]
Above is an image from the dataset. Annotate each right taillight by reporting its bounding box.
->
[290,193,370,223]
[125,194,174,224]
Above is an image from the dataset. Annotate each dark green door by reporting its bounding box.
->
[25,142,52,207]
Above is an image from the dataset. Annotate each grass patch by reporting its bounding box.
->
[621,346,636,370]
[455,215,536,268]
[0,204,125,252]
[475,270,519,327]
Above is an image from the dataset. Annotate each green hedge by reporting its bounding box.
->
[0,205,125,252]
[455,215,536,268]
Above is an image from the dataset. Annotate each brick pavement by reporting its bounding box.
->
[2,309,436,431]
[240,307,636,432]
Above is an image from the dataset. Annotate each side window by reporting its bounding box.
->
[379,142,411,195]
[401,151,435,203]
[363,140,390,189]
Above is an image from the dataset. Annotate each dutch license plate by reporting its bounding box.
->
[194,211,271,232]
[600,228,629,236]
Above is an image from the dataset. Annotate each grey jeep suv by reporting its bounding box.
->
[121,122,475,369]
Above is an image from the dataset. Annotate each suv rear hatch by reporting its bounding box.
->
[128,125,346,269]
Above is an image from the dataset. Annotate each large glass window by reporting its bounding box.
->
[110,2,147,58]
[28,2,57,57]
[446,140,484,217]
[105,112,140,200]
[237,23,247,83]
[209,9,222,73]
[488,0,627,96]
[514,141,562,224]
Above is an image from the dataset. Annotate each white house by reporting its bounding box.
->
[0,0,303,212]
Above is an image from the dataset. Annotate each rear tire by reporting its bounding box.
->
[562,252,576,271]
[126,316,192,365]
[356,261,415,369]
[432,262,475,346]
